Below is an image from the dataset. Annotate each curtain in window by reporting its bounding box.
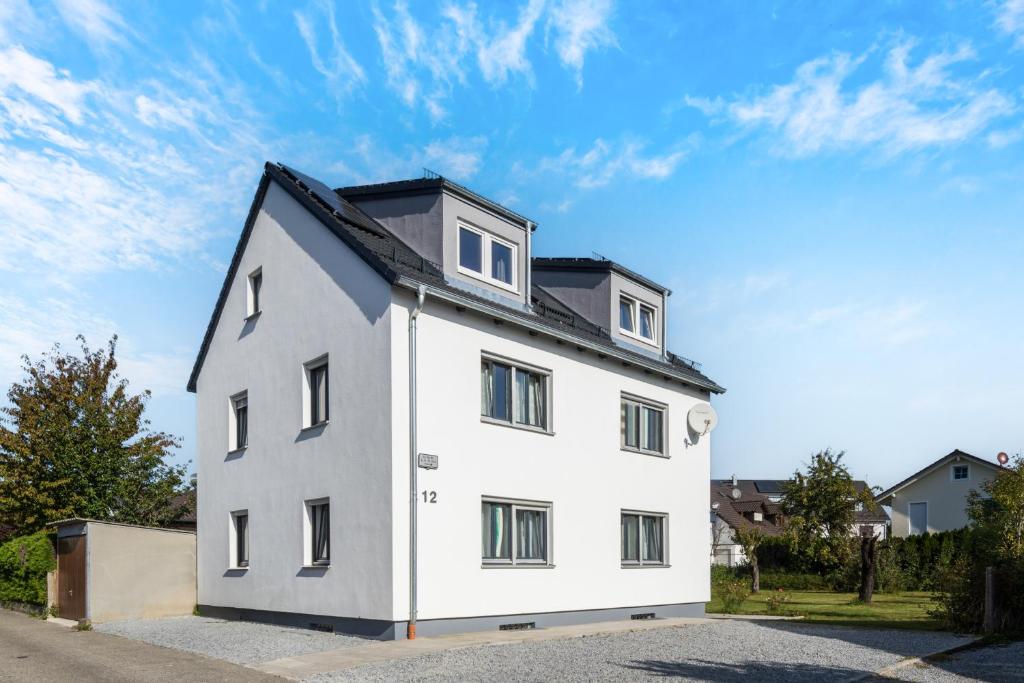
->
[310,365,328,424]
[515,370,545,428]
[621,514,639,561]
[482,503,511,559]
[313,504,329,563]
[639,307,654,339]
[481,362,493,417]
[251,273,262,312]
[619,299,634,332]
[641,406,663,453]
[642,516,663,562]
[487,363,510,421]
[622,401,639,448]
[236,402,248,449]
[516,509,546,560]
[491,242,513,284]
[236,515,248,567]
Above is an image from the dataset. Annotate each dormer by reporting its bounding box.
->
[337,176,534,308]
[532,258,669,357]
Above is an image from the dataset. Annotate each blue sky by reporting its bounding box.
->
[1,0,1022,489]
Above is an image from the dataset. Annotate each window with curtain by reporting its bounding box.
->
[311,501,330,565]
[621,511,666,566]
[457,224,518,291]
[308,361,328,426]
[248,270,262,316]
[482,499,551,565]
[233,394,248,449]
[619,297,635,333]
[234,512,249,568]
[621,396,665,455]
[481,357,549,431]
[639,305,655,340]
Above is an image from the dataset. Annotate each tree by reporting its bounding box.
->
[858,532,879,603]
[734,527,764,593]
[782,449,873,572]
[967,455,1024,562]
[0,336,189,538]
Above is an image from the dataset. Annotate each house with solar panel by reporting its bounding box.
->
[187,162,724,638]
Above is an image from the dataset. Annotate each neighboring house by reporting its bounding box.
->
[710,477,889,565]
[188,163,725,639]
[710,478,785,566]
[875,449,1001,537]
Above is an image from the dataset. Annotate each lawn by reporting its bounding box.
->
[707,590,943,631]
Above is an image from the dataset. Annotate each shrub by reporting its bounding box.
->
[718,580,750,614]
[765,589,791,614]
[758,572,832,591]
[0,532,55,607]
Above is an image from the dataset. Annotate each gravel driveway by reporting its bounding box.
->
[95,616,367,665]
[307,620,971,682]
[882,640,1024,682]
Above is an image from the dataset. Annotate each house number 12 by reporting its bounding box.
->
[421,491,437,503]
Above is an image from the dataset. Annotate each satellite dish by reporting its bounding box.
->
[687,404,719,435]
[997,452,1009,466]
[731,487,742,500]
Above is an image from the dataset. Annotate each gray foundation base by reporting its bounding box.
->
[198,602,705,641]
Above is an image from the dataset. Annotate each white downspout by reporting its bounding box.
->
[407,284,426,640]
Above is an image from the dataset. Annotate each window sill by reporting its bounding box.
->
[618,328,659,348]
[243,311,262,322]
[621,446,669,459]
[226,566,249,572]
[227,447,247,456]
[457,265,520,295]
[300,421,329,432]
[480,416,553,436]
[301,564,330,570]
[482,563,555,569]
[621,563,670,569]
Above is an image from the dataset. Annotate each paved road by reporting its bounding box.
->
[0,609,284,682]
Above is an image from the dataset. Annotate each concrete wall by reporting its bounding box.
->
[195,180,395,620]
[532,269,611,330]
[348,192,444,266]
[390,288,713,623]
[888,460,999,537]
[86,523,196,623]
[441,191,530,306]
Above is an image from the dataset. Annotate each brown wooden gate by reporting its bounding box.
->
[57,535,86,620]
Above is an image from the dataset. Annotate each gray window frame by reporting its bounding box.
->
[481,496,553,568]
[620,393,667,457]
[480,354,552,434]
[621,510,668,567]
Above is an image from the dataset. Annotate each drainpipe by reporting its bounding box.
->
[408,284,426,640]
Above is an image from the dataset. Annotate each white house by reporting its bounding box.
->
[187,163,724,639]
[875,450,1001,538]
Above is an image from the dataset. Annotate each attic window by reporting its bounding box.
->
[246,268,262,318]
[458,224,517,292]
[619,295,657,344]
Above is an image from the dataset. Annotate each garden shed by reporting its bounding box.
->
[52,519,196,623]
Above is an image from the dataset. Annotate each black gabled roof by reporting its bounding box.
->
[875,450,1001,503]
[532,257,672,295]
[187,163,723,394]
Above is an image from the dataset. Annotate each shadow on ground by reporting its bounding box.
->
[623,657,866,680]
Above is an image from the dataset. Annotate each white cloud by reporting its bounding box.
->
[535,137,689,189]
[997,0,1024,48]
[294,0,366,99]
[422,136,487,178]
[715,41,1016,157]
[546,0,617,88]
[328,134,487,183]
[987,124,1024,148]
[54,0,133,50]
[472,0,545,84]
[0,46,96,124]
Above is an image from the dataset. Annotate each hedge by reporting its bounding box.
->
[0,532,56,607]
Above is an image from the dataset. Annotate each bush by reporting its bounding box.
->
[765,589,792,614]
[758,572,832,591]
[0,532,55,607]
[718,580,750,613]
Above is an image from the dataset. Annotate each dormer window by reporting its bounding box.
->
[619,295,656,343]
[458,224,517,291]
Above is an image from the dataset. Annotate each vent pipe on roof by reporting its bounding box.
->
[731,474,737,487]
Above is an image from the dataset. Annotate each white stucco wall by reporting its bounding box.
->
[887,460,998,537]
[195,181,395,620]
[390,289,712,622]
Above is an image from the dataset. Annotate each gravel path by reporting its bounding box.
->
[881,640,1024,682]
[95,616,367,665]
[308,620,971,682]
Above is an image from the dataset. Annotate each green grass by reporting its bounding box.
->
[707,589,943,631]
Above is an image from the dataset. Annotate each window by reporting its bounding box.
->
[908,502,927,536]
[305,499,330,566]
[621,395,666,455]
[952,464,969,481]
[303,357,329,428]
[482,498,551,566]
[230,511,249,568]
[481,357,549,431]
[621,511,666,566]
[619,295,657,343]
[458,224,518,291]
[228,391,248,451]
[247,268,262,318]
